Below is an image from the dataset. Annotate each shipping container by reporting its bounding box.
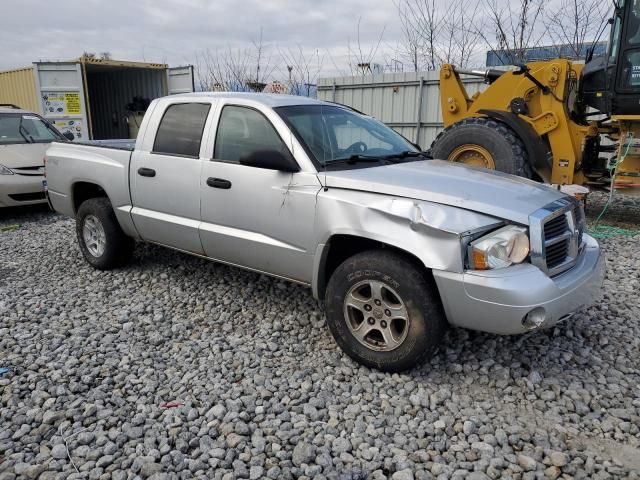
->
[317,71,486,149]
[0,56,194,140]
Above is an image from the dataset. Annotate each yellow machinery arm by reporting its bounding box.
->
[438,61,598,185]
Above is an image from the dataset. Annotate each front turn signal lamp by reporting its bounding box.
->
[469,225,529,270]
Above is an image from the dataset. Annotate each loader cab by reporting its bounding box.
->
[581,0,640,115]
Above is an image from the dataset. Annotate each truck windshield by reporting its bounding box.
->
[0,113,64,145]
[275,104,419,169]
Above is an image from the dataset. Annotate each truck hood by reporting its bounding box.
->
[0,143,49,168]
[320,160,566,224]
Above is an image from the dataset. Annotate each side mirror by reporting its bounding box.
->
[62,131,75,141]
[239,149,300,173]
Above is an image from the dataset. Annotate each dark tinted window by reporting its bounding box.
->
[214,105,289,163]
[153,103,210,157]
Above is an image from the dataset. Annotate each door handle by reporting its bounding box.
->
[138,167,156,177]
[207,177,232,189]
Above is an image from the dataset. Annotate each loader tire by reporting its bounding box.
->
[430,117,533,179]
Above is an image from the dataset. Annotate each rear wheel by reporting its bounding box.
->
[325,250,446,372]
[430,117,533,179]
[76,197,134,270]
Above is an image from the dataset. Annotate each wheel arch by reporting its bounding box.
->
[312,233,437,301]
[71,181,140,240]
[72,181,110,214]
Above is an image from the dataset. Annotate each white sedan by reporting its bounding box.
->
[0,105,71,208]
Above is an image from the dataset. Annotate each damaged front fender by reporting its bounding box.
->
[312,189,503,298]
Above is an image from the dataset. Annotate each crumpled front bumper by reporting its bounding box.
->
[433,234,605,335]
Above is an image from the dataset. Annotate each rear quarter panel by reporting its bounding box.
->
[45,142,138,237]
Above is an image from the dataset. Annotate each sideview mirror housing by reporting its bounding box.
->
[62,131,75,141]
[239,149,300,173]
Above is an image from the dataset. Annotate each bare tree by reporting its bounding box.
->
[394,0,483,70]
[545,0,609,58]
[437,0,484,68]
[194,47,252,92]
[345,17,387,75]
[194,33,276,92]
[279,46,325,96]
[394,0,425,71]
[394,0,439,70]
[82,51,112,61]
[478,0,548,65]
[246,29,277,91]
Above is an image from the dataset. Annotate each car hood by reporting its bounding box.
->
[0,143,49,168]
[320,160,566,224]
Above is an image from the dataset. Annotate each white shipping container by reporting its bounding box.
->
[0,56,194,140]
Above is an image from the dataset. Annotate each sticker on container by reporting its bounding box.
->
[41,91,82,116]
[64,93,81,114]
[53,119,83,140]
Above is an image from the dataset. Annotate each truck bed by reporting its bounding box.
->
[45,140,134,221]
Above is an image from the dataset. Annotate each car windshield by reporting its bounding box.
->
[275,104,420,169]
[0,113,63,145]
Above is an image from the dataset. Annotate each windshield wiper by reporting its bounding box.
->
[18,116,34,143]
[325,151,430,167]
[328,155,388,165]
[379,150,430,161]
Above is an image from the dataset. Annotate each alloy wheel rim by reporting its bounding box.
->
[343,279,410,352]
[448,144,496,169]
[82,215,106,257]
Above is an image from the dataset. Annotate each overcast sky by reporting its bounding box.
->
[1,0,403,78]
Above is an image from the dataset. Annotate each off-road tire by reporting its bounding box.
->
[76,197,134,270]
[430,117,533,178]
[325,250,446,372]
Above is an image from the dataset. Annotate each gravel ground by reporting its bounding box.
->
[1,194,639,480]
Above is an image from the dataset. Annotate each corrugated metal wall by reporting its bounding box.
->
[317,71,486,148]
[87,68,167,139]
[0,67,38,112]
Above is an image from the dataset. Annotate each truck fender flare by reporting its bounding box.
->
[478,109,552,182]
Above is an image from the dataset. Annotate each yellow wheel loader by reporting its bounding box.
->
[431,0,640,193]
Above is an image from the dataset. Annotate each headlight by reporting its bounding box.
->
[0,164,13,175]
[469,225,529,270]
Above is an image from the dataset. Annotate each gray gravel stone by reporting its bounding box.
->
[1,196,640,479]
[50,444,67,460]
[517,454,537,471]
[392,469,415,480]
[549,451,568,467]
[292,442,316,466]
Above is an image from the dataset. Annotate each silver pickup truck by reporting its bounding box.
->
[45,93,605,371]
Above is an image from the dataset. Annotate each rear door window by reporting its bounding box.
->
[153,103,211,157]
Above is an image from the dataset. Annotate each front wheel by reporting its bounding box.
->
[325,250,446,372]
[76,197,134,270]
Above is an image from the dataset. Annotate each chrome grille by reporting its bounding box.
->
[530,198,584,277]
[544,215,568,239]
[545,239,569,269]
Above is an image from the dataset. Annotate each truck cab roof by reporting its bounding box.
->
[170,92,331,109]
